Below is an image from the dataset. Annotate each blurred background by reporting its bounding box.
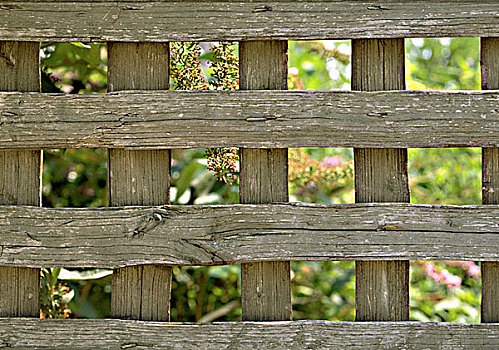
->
[39,38,482,323]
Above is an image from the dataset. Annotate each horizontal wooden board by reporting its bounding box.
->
[1,1,498,41]
[1,90,498,149]
[1,319,498,349]
[1,203,498,267]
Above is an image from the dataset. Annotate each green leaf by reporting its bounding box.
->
[174,162,204,202]
[70,42,92,49]
[198,51,215,62]
[58,268,112,280]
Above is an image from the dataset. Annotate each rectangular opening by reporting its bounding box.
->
[405,37,480,91]
[171,265,241,322]
[171,148,239,205]
[288,40,351,91]
[289,148,354,204]
[292,261,355,321]
[41,268,112,319]
[40,42,107,94]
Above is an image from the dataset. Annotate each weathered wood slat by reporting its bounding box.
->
[107,42,172,321]
[481,37,499,324]
[0,41,40,317]
[1,319,498,349]
[1,203,498,267]
[0,90,497,149]
[1,1,498,41]
[352,38,409,321]
[239,40,292,321]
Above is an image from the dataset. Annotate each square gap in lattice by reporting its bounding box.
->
[409,260,481,323]
[170,265,241,322]
[40,42,108,94]
[171,148,239,205]
[41,268,112,319]
[408,147,482,205]
[405,37,480,91]
[42,149,108,208]
[289,148,354,204]
[288,40,351,91]
[170,42,238,91]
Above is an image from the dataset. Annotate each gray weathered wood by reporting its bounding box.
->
[107,42,171,321]
[1,203,498,267]
[1,318,498,349]
[352,38,409,321]
[239,40,291,321]
[1,1,498,41]
[481,37,499,324]
[1,90,497,149]
[0,41,40,317]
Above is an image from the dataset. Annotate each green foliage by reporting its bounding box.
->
[207,42,239,90]
[42,149,107,208]
[41,42,107,94]
[288,41,350,90]
[40,268,73,318]
[410,261,481,322]
[405,38,480,90]
[409,148,481,205]
[292,261,355,321]
[205,148,239,185]
[170,42,208,90]
[289,148,354,204]
[170,265,241,322]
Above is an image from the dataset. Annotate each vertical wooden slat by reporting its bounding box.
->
[0,42,41,317]
[481,37,499,323]
[239,40,292,321]
[352,39,409,321]
[108,42,172,321]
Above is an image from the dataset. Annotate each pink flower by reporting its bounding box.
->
[468,264,480,277]
[421,261,463,289]
[320,156,342,168]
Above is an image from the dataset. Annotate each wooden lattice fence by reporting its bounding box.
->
[0,1,498,348]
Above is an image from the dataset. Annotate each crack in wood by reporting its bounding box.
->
[121,342,153,349]
[1,111,18,117]
[367,111,389,118]
[367,5,391,11]
[180,238,224,263]
[0,52,14,68]
[0,4,20,11]
[225,323,247,349]
[252,5,272,13]
[122,5,144,11]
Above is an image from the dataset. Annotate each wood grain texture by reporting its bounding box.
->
[0,267,39,317]
[481,37,499,324]
[108,42,171,322]
[1,319,498,349]
[481,38,499,91]
[2,90,497,149]
[0,41,40,317]
[1,203,498,267]
[109,150,170,207]
[1,1,498,41]
[352,38,409,321]
[239,40,291,321]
